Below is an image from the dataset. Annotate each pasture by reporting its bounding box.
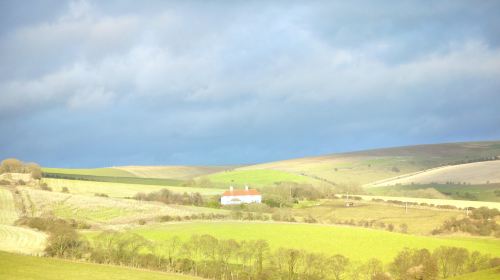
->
[203,169,320,187]
[0,187,47,255]
[449,268,500,280]
[23,188,227,224]
[115,165,232,179]
[42,167,135,177]
[367,183,500,202]
[0,251,203,280]
[42,178,226,198]
[129,221,500,263]
[358,195,500,210]
[367,160,500,186]
[227,141,500,186]
[291,199,463,234]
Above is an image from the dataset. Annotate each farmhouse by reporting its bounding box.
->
[220,186,262,205]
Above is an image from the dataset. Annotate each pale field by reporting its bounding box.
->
[367,160,500,186]
[0,187,47,255]
[114,165,231,179]
[292,199,463,235]
[42,178,226,198]
[358,195,500,210]
[22,188,227,225]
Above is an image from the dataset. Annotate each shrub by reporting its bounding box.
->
[61,187,69,193]
[40,184,52,191]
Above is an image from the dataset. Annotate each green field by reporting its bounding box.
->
[42,167,135,177]
[129,221,500,263]
[203,169,320,187]
[0,251,202,280]
[449,268,500,280]
[367,183,500,202]
[42,178,226,198]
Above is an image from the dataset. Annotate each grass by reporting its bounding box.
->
[203,169,320,187]
[24,188,226,224]
[225,141,500,186]
[367,183,500,202]
[449,268,500,280]
[291,199,462,235]
[42,167,135,177]
[43,173,183,186]
[367,160,500,186]
[129,221,500,263]
[358,195,500,210]
[114,165,232,179]
[0,225,47,255]
[0,188,17,224]
[0,187,47,255]
[42,178,226,198]
[0,251,202,280]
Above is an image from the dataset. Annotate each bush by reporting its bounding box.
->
[40,184,52,191]
[94,193,109,197]
[61,187,69,193]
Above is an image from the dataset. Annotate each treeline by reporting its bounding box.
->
[18,217,500,280]
[261,182,337,208]
[0,158,42,179]
[432,207,500,237]
[447,155,500,166]
[134,189,204,206]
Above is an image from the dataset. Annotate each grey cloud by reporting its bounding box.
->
[0,0,499,166]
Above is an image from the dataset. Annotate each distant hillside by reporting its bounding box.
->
[113,165,234,180]
[201,141,500,187]
[42,141,500,191]
[368,160,500,187]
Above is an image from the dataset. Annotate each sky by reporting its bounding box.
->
[1,0,500,167]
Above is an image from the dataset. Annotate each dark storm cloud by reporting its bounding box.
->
[0,0,499,167]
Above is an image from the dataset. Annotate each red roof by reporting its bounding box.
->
[222,189,260,196]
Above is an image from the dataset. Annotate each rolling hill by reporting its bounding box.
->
[366,160,500,186]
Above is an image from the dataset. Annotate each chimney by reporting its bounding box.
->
[229,186,234,192]
[245,185,249,191]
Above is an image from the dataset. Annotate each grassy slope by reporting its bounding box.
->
[23,188,226,224]
[42,178,226,198]
[291,200,462,235]
[130,221,500,263]
[367,183,500,202]
[218,141,500,187]
[368,160,500,186]
[114,165,234,179]
[449,268,500,280]
[202,169,325,188]
[0,187,47,255]
[42,167,135,177]
[0,251,202,280]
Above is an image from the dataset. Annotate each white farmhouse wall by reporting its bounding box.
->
[221,195,262,205]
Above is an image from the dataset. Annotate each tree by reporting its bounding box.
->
[433,246,469,278]
[362,258,385,280]
[26,162,42,179]
[0,158,23,173]
[329,254,350,280]
[467,251,490,272]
